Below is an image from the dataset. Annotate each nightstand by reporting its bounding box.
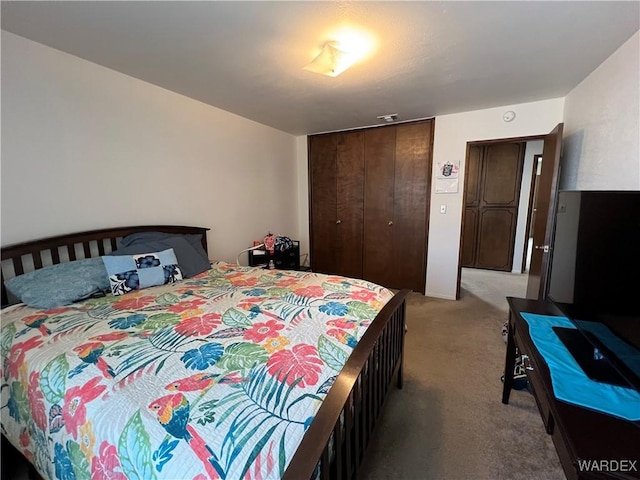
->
[248,241,300,270]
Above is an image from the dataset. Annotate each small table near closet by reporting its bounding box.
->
[502,297,640,480]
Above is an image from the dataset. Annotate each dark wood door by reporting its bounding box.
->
[310,120,433,293]
[526,123,564,300]
[392,122,432,292]
[335,132,364,279]
[309,132,365,278]
[462,143,525,271]
[363,126,396,287]
[461,145,482,266]
[309,134,337,274]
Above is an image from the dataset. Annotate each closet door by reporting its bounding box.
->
[309,132,365,278]
[392,122,431,292]
[309,134,338,274]
[363,126,396,287]
[335,132,365,278]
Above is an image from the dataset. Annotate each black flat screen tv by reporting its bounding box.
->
[546,190,640,391]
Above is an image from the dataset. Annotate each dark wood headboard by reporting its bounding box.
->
[1,225,209,307]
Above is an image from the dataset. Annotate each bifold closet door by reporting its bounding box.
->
[363,122,431,292]
[392,122,431,292]
[363,126,396,288]
[335,132,364,279]
[309,132,364,278]
[309,134,338,275]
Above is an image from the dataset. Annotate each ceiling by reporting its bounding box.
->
[2,1,639,136]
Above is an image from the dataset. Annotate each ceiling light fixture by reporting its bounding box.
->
[303,41,353,77]
[303,28,376,78]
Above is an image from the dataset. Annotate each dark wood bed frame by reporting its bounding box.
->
[1,225,409,480]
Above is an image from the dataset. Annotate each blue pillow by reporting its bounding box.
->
[102,248,183,296]
[4,257,111,309]
[110,234,209,278]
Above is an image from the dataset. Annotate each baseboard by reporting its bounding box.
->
[425,292,457,301]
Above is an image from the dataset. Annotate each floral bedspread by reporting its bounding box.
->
[1,261,393,480]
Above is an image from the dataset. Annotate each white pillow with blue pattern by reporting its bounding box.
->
[102,248,183,296]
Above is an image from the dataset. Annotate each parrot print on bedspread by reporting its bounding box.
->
[0,261,393,480]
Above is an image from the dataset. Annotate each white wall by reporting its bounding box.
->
[562,31,640,190]
[426,99,564,299]
[1,32,299,265]
[512,140,544,273]
[295,136,310,267]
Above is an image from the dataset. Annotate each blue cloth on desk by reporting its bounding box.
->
[520,313,640,421]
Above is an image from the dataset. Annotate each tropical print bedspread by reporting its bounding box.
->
[1,261,393,480]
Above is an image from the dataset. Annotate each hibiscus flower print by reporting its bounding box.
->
[244,320,284,343]
[231,277,259,288]
[294,286,325,298]
[350,289,377,302]
[62,377,106,439]
[174,313,222,337]
[168,299,206,314]
[135,254,161,269]
[275,278,299,288]
[263,335,290,354]
[112,295,155,311]
[91,441,126,480]
[267,344,323,387]
[319,301,348,316]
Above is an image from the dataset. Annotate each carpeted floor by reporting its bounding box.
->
[358,268,565,480]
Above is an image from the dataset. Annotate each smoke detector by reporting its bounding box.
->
[377,114,398,122]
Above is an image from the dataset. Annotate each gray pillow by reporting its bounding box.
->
[121,232,209,263]
[111,233,210,278]
[4,257,111,309]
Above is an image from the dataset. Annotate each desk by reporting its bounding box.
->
[503,297,640,480]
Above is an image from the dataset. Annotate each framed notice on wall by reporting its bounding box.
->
[435,160,460,193]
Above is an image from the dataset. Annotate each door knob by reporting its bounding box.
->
[388,221,394,226]
[336,220,342,224]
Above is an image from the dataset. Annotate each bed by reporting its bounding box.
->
[0,225,409,480]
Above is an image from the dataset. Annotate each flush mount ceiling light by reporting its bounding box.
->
[303,41,353,77]
[303,27,376,77]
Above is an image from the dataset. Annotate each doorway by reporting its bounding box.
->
[456,134,547,299]
[456,124,564,301]
[460,141,526,272]
[460,139,545,273]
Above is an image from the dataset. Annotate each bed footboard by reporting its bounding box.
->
[283,289,410,480]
